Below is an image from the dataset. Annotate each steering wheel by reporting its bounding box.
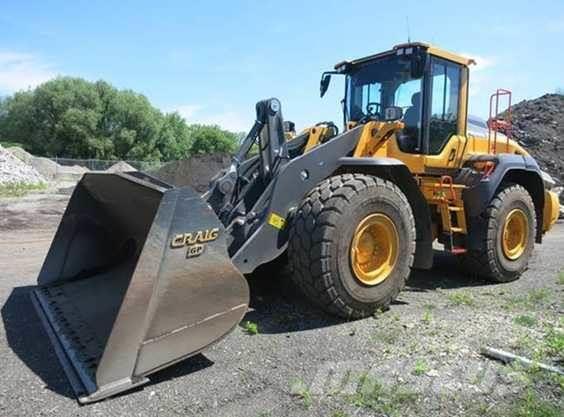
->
[366,102,381,116]
[358,102,381,124]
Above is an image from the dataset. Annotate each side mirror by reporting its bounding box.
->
[384,106,403,121]
[320,73,331,98]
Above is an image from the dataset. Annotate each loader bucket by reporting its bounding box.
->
[31,172,249,403]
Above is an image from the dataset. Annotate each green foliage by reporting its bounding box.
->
[242,321,259,335]
[0,182,47,198]
[447,291,474,306]
[187,124,238,155]
[422,305,433,324]
[510,389,561,417]
[0,140,28,149]
[505,288,551,310]
[0,77,241,161]
[544,327,564,359]
[513,314,538,328]
[289,378,312,408]
[557,270,564,285]
[412,359,429,376]
[348,374,418,415]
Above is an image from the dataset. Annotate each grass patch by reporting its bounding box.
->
[289,378,312,408]
[528,289,551,304]
[372,307,386,319]
[509,389,561,417]
[504,288,551,310]
[331,411,350,417]
[412,359,429,376]
[348,374,418,416]
[242,321,259,335]
[463,389,561,417]
[371,325,401,345]
[513,314,538,328]
[544,327,564,360]
[422,306,433,324]
[557,271,564,285]
[0,182,46,198]
[447,291,474,306]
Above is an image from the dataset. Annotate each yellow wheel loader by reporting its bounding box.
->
[31,42,561,403]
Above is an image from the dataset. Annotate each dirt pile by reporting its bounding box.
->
[0,145,46,185]
[510,93,564,185]
[106,161,137,173]
[151,153,231,193]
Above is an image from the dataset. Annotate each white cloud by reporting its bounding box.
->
[176,104,202,120]
[458,52,495,72]
[0,51,57,94]
[175,104,250,132]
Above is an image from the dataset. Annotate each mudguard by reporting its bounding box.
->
[461,154,545,249]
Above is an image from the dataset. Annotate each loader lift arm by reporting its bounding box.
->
[205,98,432,274]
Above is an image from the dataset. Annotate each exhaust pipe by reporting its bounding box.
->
[31,172,249,403]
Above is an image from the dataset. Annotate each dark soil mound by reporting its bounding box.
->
[151,153,231,193]
[510,93,564,185]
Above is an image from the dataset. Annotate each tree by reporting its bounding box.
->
[0,77,241,161]
[187,124,238,155]
[157,112,192,160]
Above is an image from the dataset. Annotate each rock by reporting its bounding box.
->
[0,145,46,185]
[7,146,34,164]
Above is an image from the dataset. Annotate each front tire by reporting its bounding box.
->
[460,184,536,282]
[288,174,416,319]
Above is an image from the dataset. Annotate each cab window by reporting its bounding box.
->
[429,58,461,154]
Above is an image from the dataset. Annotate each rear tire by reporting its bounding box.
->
[288,174,416,319]
[459,184,536,282]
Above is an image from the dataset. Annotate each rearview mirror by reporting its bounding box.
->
[320,73,331,98]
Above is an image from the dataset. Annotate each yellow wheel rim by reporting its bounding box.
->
[501,208,529,260]
[350,213,399,286]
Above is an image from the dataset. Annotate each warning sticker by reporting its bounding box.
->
[268,212,286,230]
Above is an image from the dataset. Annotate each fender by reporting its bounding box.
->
[461,154,545,249]
[335,157,434,270]
[231,125,434,273]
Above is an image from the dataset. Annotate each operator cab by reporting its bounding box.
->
[321,42,473,156]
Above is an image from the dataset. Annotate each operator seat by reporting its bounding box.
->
[398,92,421,152]
[403,92,421,128]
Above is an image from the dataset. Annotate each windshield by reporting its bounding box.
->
[345,53,424,150]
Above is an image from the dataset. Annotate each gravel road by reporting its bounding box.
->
[0,190,562,417]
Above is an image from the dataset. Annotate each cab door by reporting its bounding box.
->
[423,57,467,170]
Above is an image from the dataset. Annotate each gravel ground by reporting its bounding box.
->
[0,190,562,417]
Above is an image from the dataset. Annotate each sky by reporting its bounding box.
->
[1,0,563,132]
